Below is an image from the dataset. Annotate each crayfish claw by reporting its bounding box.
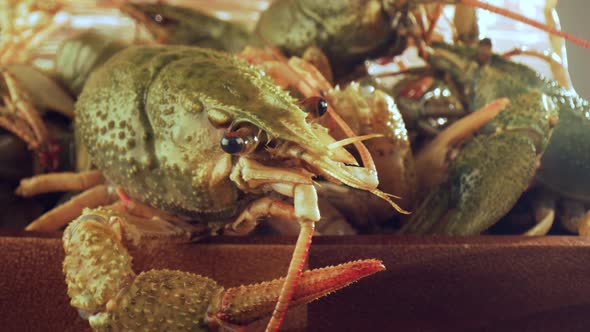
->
[209,259,385,328]
[404,131,539,235]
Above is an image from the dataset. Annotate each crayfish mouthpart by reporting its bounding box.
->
[300,151,379,191]
[300,151,408,213]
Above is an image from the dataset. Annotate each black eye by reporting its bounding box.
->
[220,133,245,154]
[317,98,328,117]
[300,96,328,118]
[220,124,260,155]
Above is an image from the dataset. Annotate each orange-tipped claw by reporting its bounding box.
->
[210,259,385,328]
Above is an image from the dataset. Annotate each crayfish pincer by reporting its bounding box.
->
[63,208,384,331]
[402,40,573,235]
[19,45,397,331]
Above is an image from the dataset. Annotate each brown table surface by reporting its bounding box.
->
[2,233,590,331]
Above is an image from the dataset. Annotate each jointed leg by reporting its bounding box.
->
[227,197,298,236]
[16,170,105,197]
[0,71,58,171]
[525,190,556,236]
[230,157,320,332]
[0,114,37,149]
[2,71,50,149]
[25,184,115,231]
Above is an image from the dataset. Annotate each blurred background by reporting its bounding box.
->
[557,0,590,98]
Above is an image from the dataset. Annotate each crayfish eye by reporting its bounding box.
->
[300,96,328,118]
[220,133,245,154]
[220,124,260,155]
[317,98,328,117]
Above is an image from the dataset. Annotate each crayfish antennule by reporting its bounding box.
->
[461,0,590,48]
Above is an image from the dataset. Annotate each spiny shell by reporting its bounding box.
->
[89,270,221,332]
[63,210,135,312]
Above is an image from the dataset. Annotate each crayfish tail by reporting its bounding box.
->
[212,259,385,326]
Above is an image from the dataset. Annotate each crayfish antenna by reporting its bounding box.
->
[460,0,590,48]
[208,259,385,328]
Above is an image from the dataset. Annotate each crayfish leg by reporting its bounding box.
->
[453,4,479,46]
[226,196,299,236]
[229,157,321,331]
[16,170,105,197]
[559,199,589,235]
[63,208,215,330]
[302,45,334,85]
[525,190,556,236]
[326,84,417,212]
[210,259,384,329]
[25,184,114,231]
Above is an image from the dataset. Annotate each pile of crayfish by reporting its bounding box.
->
[2,0,590,331]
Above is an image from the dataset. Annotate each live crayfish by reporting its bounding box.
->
[120,2,255,53]
[341,1,590,235]
[254,0,589,78]
[18,45,397,331]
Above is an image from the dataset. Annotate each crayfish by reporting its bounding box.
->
[18,44,399,331]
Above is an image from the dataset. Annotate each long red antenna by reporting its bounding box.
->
[461,0,590,48]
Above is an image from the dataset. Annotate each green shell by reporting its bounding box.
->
[89,270,220,332]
